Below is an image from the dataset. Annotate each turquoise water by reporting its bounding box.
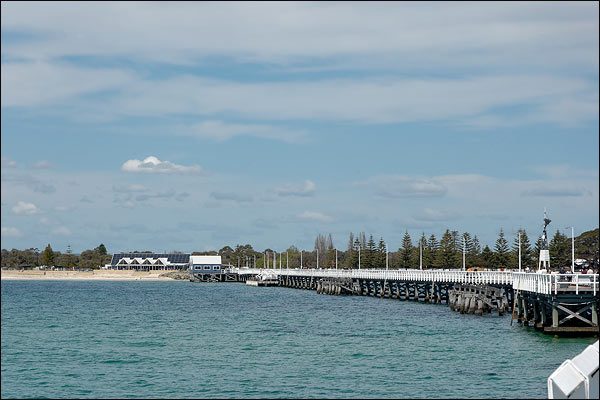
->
[1,280,596,399]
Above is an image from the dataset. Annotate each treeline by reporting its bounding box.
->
[1,244,111,270]
[215,228,598,271]
[2,228,597,271]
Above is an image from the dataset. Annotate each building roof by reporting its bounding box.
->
[190,255,222,265]
[110,253,190,266]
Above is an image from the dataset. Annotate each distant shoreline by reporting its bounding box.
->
[0,269,187,281]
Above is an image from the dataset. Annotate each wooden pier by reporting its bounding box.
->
[190,267,598,336]
[512,272,599,334]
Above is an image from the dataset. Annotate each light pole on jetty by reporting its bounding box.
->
[462,236,466,271]
[565,226,575,273]
[518,230,522,272]
[419,242,423,270]
[316,248,319,269]
[385,244,389,270]
[300,250,303,269]
[358,247,361,269]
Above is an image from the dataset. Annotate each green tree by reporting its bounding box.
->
[377,237,387,269]
[510,229,533,270]
[365,235,377,269]
[494,228,510,268]
[41,244,55,266]
[96,243,108,256]
[400,231,413,268]
[550,230,570,270]
[436,229,457,268]
[481,245,494,269]
[417,233,427,269]
[426,234,439,268]
[462,232,473,268]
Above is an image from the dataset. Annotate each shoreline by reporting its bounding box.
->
[1,269,187,281]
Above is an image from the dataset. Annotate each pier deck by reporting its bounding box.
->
[196,267,599,335]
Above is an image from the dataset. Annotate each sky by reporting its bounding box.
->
[1,1,599,254]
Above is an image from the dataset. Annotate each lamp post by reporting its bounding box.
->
[316,248,319,269]
[385,244,388,270]
[300,250,303,269]
[462,236,466,271]
[358,246,361,270]
[419,241,423,270]
[518,230,522,272]
[565,226,575,274]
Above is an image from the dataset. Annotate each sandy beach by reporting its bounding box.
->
[1,269,186,281]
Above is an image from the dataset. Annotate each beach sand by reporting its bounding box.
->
[0,269,186,281]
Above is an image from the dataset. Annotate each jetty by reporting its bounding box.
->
[189,211,599,336]
[191,266,598,335]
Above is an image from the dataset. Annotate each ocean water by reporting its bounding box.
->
[1,280,596,399]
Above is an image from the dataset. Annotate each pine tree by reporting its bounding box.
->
[494,228,510,268]
[41,244,55,266]
[426,234,439,268]
[377,237,387,269]
[481,245,494,269]
[400,230,413,268]
[470,234,482,267]
[436,229,456,268]
[417,233,427,269]
[462,232,473,268]
[353,237,362,269]
[550,230,570,271]
[345,233,357,268]
[510,229,533,270]
[96,243,107,255]
[365,235,376,269]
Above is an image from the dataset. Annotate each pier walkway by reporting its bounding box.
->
[198,267,599,335]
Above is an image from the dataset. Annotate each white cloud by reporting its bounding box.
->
[1,226,23,237]
[1,3,596,127]
[413,208,462,222]
[98,73,596,126]
[12,200,39,215]
[366,176,447,198]
[210,192,253,203]
[1,61,135,107]
[275,180,316,197]
[530,164,598,180]
[1,173,56,194]
[297,211,333,223]
[112,184,148,193]
[185,120,304,143]
[32,160,53,169]
[52,226,72,236]
[121,156,203,175]
[521,187,585,197]
[1,2,597,72]
[1,156,17,168]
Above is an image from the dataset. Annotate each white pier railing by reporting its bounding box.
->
[227,268,598,295]
[512,272,598,296]
[228,268,513,285]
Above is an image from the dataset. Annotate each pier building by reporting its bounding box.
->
[107,253,190,270]
[189,255,223,282]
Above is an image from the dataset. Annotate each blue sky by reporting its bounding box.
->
[1,2,598,254]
